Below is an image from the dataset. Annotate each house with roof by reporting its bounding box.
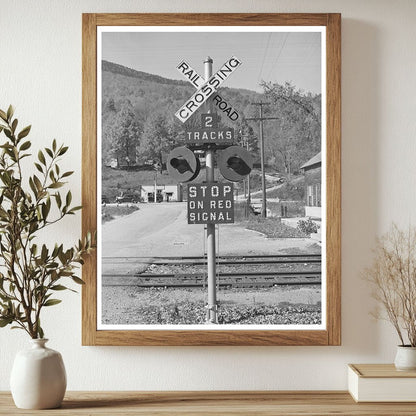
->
[300,152,321,219]
[140,184,182,203]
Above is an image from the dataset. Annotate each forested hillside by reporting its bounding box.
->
[101,59,321,176]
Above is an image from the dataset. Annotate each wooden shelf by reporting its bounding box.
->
[2,391,416,415]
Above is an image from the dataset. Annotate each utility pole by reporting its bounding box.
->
[246,140,251,212]
[204,56,218,324]
[239,131,252,218]
[246,103,278,218]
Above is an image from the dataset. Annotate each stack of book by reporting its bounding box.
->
[348,364,416,402]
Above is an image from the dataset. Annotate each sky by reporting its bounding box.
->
[101,28,322,94]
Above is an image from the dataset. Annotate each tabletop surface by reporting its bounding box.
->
[2,391,416,415]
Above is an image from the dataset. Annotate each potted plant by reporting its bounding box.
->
[363,223,416,370]
[0,106,94,408]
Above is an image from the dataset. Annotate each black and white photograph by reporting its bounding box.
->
[97,27,326,330]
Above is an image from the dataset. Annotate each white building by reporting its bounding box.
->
[140,184,182,203]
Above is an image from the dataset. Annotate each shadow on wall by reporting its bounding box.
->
[341,19,381,355]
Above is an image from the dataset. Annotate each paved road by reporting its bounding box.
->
[102,202,319,260]
[102,203,194,258]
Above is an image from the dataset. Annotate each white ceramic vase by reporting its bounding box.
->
[394,345,416,371]
[10,339,67,409]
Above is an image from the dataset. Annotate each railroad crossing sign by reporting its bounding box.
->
[176,60,205,88]
[176,60,241,123]
[185,128,233,145]
[185,113,234,146]
[187,183,234,224]
[175,56,242,123]
[212,94,240,122]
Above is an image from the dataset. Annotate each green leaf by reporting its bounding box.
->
[52,139,57,152]
[29,177,37,196]
[0,109,7,121]
[43,299,62,307]
[41,202,50,220]
[71,276,85,285]
[41,244,48,262]
[51,244,59,258]
[58,250,67,264]
[0,317,13,327]
[6,105,14,121]
[17,125,31,140]
[45,148,53,158]
[69,206,82,212]
[19,140,31,151]
[50,284,68,291]
[38,325,44,339]
[61,171,74,178]
[3,129,12,140]
[65,191,72,207]
[58,146,68,156]
[38,150,46,165]
[34,162,43,173]
[33,175,42,192]
[48,182,64,189]
[55,192,62,208]
[11,118,18,133]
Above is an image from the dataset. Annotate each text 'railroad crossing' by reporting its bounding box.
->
[175,56,242,123]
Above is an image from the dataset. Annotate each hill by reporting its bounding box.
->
[101,60,262,127]
[101,60,321,182]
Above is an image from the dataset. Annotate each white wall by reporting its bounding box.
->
[1,0,416,391]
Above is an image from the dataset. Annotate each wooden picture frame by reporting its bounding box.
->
[82,13,341,346]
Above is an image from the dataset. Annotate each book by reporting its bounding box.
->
[348,364,416,402]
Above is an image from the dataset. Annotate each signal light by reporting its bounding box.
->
[167,146,200,183]
[218,145,253,182]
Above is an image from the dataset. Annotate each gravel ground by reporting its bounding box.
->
[144,262,320,275]
[102,285,321,325]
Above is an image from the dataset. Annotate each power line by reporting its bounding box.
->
[266,33,288,81]
[257,33,272,84]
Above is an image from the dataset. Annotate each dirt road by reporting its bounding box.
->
[102,202,319,259]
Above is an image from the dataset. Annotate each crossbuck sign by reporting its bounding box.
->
[175,56,242,123]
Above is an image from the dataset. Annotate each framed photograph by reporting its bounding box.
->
[82,13,341,346]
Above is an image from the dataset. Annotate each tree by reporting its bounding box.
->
[101,98,117,166]
[237,118,258,155]
[137,112,173,171]
[261,81,321,176]
[261,81,321,126]
[104,97,116,113]
[106,100,141,167]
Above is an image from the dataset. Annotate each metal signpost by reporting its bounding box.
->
[203,57,217,323]
[168,56,251,324]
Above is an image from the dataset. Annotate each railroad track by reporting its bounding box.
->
[103,254,321,265]
[102,254,321,288]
